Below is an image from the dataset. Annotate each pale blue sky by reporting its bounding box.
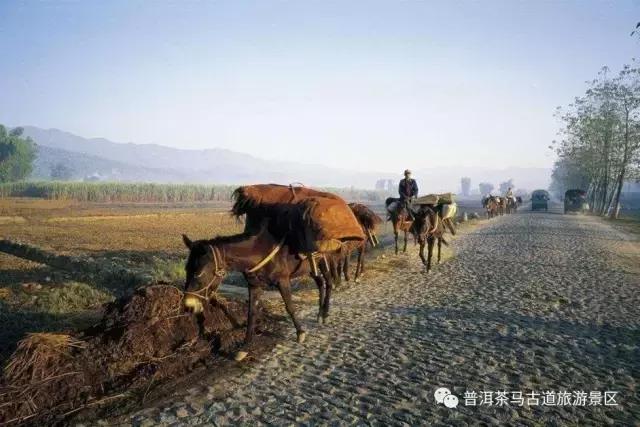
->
[0,1,638,172]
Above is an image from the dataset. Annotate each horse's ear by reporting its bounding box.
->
[182,234,192,249]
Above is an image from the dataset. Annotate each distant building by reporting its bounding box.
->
[375,179,395,192]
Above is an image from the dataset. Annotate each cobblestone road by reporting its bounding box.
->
[111,210,640,426]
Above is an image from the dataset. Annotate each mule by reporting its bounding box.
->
[410,206,448,273]
[385,197,414,254]
[182,222,336,356]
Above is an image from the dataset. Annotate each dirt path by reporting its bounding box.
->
[100,210,640,426]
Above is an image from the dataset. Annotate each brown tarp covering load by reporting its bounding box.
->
[233,184,364,253]
[232,184,343,217]
[294,197,365,252]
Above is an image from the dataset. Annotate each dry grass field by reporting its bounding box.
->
[0,198,245,363]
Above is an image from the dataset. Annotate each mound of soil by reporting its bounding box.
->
[0,285,262,425]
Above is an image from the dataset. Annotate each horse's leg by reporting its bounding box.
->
[245,283,263,345]
[319,260,333,323]
[311,273,325,323]
[355,243,365,280]
[403,230,408,253]
[343,251,351,282]
[276,277,306,343]
[437,237,442,264]
[329,256,340,287]
[426,236,435,273]
[419,240,427,266]
[393,221,399,254]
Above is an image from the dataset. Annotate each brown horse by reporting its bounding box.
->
[497,197,506,216]
[506,197,518,214]
[334,203,382,282]
[385,197,414,254]
[483,196,499,219]
[182,222,336,354]
[410,206,448,272]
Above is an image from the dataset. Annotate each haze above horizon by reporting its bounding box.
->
[1,1,637,174]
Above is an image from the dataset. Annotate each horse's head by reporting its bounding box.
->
[182,234,226,313]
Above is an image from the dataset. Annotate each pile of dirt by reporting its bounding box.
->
[0,285,261,425]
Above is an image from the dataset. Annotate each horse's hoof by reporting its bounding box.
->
[234,351,249,361]
[317,314,323,324]
[297,331,307,344]
[322,316,330,325]
[354,278,360,283]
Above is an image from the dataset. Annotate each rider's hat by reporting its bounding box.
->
[404,169,412,175]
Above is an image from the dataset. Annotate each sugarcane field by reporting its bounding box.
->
[1,2,640,426]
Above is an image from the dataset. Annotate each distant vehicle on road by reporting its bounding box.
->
[564,189,588,214]
[531,190,549,211]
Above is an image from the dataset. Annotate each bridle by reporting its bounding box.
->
[184,236,286,302]
[184,244,226,302]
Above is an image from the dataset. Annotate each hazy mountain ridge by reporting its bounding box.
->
[21,126,551,191]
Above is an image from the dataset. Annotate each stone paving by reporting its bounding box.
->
[99,209,640,426]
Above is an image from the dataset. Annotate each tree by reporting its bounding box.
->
[0,125,36,182]
[50,162,74,180]
[460,177,471,196]
[551,63,640,218]
[478,182,494,195]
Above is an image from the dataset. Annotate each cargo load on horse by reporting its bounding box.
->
[232,184,365,254]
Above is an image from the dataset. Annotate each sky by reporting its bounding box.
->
[0,0,638,173]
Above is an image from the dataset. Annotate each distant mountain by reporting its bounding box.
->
[31,145,190,182]
[21,126,391,187]
[20,126,551,191]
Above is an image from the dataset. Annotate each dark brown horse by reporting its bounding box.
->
[506,197,518,214]
[410,206,448,273]
[182,222,336,356]
[385,197,413,254]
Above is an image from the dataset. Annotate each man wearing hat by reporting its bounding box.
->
[398,169,419,219]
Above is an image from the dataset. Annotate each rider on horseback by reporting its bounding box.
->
[505,187,515,203]
[399,169,419,219]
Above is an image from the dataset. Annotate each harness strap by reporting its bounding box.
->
[246,236,287,273]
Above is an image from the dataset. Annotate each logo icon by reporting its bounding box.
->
[435,387,459,408]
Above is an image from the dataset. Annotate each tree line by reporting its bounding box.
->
[550,63,640,218]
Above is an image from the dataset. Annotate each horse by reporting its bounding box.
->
[334,203,382,282]
[181,221,336,358]
[496,196,506,216]
[410,206,449,273]
[506,197,518,214]
[482,196,499,219]
[385,197,414,254]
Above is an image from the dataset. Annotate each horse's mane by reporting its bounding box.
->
[207,232,254,246]
[348,203,382,230]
